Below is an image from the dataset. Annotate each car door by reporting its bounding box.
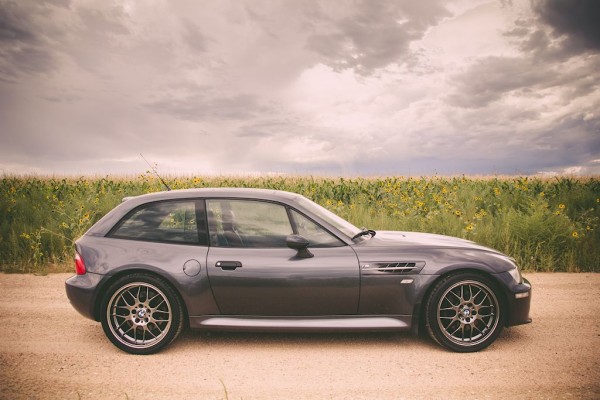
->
[205,199,360,316]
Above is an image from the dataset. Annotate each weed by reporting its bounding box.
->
[1,175,598,272]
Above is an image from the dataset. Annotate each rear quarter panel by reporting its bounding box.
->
[77,235,219,318]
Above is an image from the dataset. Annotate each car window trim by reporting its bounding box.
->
[205,198,292,249]
[106,199,207,246]
[204,197,348,249]
[287,208,345,248]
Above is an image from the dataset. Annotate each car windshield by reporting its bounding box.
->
[295,196,362,239]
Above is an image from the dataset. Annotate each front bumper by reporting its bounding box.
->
[504,277,532,326]
[65,273,105,321]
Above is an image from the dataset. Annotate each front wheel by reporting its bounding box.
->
[425,273,504,352]
[101,273,184,355]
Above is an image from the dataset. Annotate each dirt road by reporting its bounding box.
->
[0,273,599,399]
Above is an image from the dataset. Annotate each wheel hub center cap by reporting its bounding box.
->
[462,308,471,317]
[137,309,147,318]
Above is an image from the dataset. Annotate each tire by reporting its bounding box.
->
[425,272,504,352]
[101,273,184,355]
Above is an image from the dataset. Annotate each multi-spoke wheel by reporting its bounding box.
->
[101,273,184,354]
[425,273,504,352]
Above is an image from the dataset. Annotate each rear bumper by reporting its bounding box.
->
[505,277,532,326]
[65,273,104,321]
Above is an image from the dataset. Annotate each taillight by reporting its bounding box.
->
[75,252,87,275]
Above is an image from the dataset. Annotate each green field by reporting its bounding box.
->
[1,174,598,273]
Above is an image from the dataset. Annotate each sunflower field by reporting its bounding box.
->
[1,174,598,273]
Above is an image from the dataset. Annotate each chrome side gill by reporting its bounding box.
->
[362,261,425,274]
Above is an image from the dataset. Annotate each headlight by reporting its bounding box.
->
[490,254,524,284]
[508,266,523,284]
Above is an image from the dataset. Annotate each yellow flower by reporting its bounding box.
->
[572,231,579,238]
[466,224,474,231]
[558,204,565,209]
[454,210,462,217]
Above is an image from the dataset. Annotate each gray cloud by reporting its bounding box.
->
[306,0,450,74]
[449,1,600,110]
[77,7,129,36]
[0,0,598,176]
[145,91,272,122]
[533,0,600,52]
[236,118,297,138]
[182,19,210,53]
[0,2,35,42]
[0,0,133,83]
[446,57,552,108]
[505,0,600,63]
[0,1,57,81]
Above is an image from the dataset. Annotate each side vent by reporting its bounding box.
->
[362,261,425,274]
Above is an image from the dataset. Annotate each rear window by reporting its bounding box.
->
[109,201,201,245]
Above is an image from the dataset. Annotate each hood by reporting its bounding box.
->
[355,231,502,254]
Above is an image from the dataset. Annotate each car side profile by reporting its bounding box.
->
[65,188,531,354]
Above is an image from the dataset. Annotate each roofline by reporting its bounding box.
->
[123,188,301,204]
[86,187,355,241]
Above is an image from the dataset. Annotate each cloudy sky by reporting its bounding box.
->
[1,0,599,176]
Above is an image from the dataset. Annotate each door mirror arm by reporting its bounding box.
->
[286,235,314,258]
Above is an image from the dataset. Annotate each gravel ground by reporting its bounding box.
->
[0,272,599,399]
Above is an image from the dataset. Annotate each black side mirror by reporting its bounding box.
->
[286,235,314,258]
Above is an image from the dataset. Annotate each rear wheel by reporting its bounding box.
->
[101,273,184,355]
[425,273,504,352]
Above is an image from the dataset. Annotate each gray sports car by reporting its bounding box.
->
[65,188,531,354]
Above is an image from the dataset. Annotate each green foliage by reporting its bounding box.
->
[1,174,598,272]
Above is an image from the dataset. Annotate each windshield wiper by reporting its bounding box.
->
[351,229,376,240]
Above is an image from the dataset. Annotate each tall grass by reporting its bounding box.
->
[1,174,598,272]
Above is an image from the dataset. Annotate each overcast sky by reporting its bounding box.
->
[1,0,599,176]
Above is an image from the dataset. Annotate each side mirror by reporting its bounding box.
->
[286,235,314,258]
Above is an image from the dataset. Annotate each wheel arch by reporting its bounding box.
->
[412,267,509,336]
[92,267,189,326]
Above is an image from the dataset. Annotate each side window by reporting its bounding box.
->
[206,200,292,248]
[291,210,344,247]
[110,201,199,244]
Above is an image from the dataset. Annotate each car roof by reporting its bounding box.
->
[122,187,301,204]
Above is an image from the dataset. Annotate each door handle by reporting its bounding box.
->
[216,261,242,270]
